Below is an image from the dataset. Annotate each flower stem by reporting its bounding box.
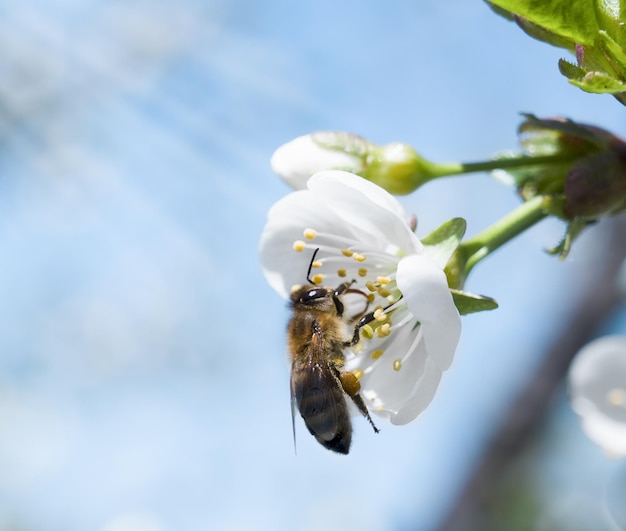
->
[459,195,548,277]
[424,153,576,180]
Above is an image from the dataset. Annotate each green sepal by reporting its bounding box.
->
[546,218,592,259]
[421,218,467,270]
[451,289,499,315]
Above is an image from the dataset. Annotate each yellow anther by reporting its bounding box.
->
[376,276,391,284]
[607,388,626,407]
[311,274,324,285]
[352,343,364,354]
[376,323,391,338]
[361,324,374,339]
[353,253,366,262]
[337,268,347,278]
[367,293,376,303]
[352,369,364,380]
[393,358,402,371]
[293,240,306,252]
[290,284,302,293]
[373,308,387,322]
[311,261,322,268]
[341,248,354,257]
[358,267,368,277]
[371,349,384,360]
[378,288,392,298]
[303,228,317,240]
[365,280,377,292]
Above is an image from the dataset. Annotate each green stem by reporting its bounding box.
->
[424,153,576,180]
[459,195,548,277]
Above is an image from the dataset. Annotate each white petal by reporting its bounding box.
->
[396,254,461,370]
[569,335,626,455]
[307,171,422,253]
[391,357,443,425]
[270,135,364,190]
[259,190,362,298]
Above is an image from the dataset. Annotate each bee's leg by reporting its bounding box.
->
[331,280,356,316]
[335,367,380,433]
[344,295,404,347]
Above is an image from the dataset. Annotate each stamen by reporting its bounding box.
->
[361,325,374,339]
[376,323,391,338]
[367,293,376,303]
[337,268,347,278]
[378,288,392,298]
[352,369,364,380]
[311,261,322,268]
[293,240,306,252]
[373,308,387,322]
[353,253,366,262]
[393,359,402,371]
[365,280,377,292]
[607,388,626,407]
[358,267,368,277]
[311,274,324,285]
[376,276,391,284]
[303,228,317,240]
[371,349,384,360]
[341,249,354,257]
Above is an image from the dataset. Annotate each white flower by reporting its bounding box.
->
[259,170,461,425]
[270,133,365,190]
[569,335,626,456]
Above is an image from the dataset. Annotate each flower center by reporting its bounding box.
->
[290,227,416,382]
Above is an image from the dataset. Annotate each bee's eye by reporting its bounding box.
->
[300,288,326,303]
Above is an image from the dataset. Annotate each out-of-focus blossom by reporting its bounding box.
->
[569,335,626,456]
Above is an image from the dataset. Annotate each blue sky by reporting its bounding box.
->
[0,1,624,530]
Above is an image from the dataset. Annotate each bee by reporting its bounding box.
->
[288,248,380,454]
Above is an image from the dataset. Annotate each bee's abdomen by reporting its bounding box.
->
[292,362,352,454]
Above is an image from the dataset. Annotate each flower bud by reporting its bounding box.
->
[270,132,437,194]
[270,132,366,190]
[514,115,626,221]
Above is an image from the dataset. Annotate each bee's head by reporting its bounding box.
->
[290,284,334,311]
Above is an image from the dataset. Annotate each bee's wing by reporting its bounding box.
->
[290,375,297,455]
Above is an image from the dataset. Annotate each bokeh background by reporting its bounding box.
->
[0,1,624,530]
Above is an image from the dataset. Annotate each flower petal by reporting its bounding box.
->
[270,135,364,190]
[307,171,422,254]
[396,254,461,370]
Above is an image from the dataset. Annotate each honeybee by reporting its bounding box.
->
[288,248,380,454]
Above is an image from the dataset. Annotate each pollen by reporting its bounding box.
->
[293,240,306,252]
[607,388,626,407]
[365,280,377,292]
[376,276,391,285]
[371,349,384,360]
[352,343,364,354]
[341,248,354,257]
[361,324,374,339]
[376,323,391,338]
[311,274,324,285]
[337,268,347,278]
[353,253,366,262]
[311,261,322,268]
[367,293,376,303]
[352,369,364,380]
[358,267,368,277]
[303,228,317,240]
[373,308,387,322]
[378,288,392,298]
[393,358,402,371]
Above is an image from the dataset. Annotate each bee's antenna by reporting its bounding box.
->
[306,248,320,284]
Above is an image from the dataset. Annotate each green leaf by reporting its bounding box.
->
[451,289,499,315]
[421,218,467,269]
[567,70,626,94]
[487,0,600,46]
